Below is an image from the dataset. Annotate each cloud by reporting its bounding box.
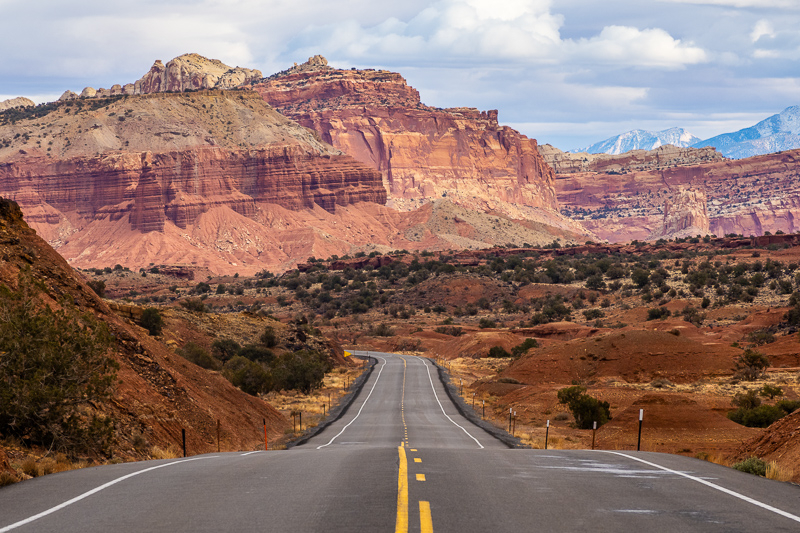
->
[289,0,707,70]
[663,0,800,8]
[751,20,776,42]
[569,26,707,69]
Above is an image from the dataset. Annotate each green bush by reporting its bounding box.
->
[487,346,511,358]
[583,309,604,320]
[727,405,785,428]
[211,338,241,362]
[759,384,783,399]
[0,274,117,453]
[139,307,163,336]
[87,279,106,298]
[434,325,464,337]
[177,341,220,370]
[776,399,800,414]
[479,317,497,329]
[179,298,207,313]
[224,356,272,395]
[646,307,670,320]
[271,350,331,394]
[732,457,767,477]
[259,325,278,348]
[511,338,538,358]
[238,344,274,364]
[557,385,611,429]
[734,349,770,381]
[369,323,395,337]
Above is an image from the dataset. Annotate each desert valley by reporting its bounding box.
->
[1,52,799,492]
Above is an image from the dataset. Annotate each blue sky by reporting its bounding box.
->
[1,0,798,150]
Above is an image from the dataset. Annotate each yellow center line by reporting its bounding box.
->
[420,501,434,533]
[396,445,408,533]
[416,473,426,481]
[414,458,422,463]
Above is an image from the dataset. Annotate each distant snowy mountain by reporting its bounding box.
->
[692,105,800,159]
[571,127,701,155]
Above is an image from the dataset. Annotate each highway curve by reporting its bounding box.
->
[1,352,799,532]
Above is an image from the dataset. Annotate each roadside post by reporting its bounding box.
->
[637,409,644,451]
[482,399,485,419]
[508,408,512,432]
[545,420,550,450]
[472,392,476,408]
[591,421,597,450]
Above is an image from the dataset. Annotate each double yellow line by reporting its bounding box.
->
[396,357,433,533]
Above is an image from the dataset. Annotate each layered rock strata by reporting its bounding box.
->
[253,57,582,233]
[556,148,800,242]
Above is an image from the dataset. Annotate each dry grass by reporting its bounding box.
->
[766,461,794,482]
[149,446,180,460]
[696,451,730,466]
[20,457,38,478]
[0,471,18,487]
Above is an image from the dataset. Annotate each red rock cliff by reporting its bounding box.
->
[253,57,575,230]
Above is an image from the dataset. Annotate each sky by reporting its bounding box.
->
[1,0,799,150]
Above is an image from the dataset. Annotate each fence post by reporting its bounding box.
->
[637,409,643,452]
[545,420,550,450]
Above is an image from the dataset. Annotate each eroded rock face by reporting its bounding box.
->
[648,188,710,240]
[134,53,262,94]
[0,97,34,112]
[556,149,800,242]
[540,144,725,174]
[253,57,580,232]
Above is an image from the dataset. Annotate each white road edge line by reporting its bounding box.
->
[241,451,264,456]
[602,451,800,524]
[418,357,484,449]
[316,354,387,449]
[0,456,214,533]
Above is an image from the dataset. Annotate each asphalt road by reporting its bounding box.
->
[1,352,799,532]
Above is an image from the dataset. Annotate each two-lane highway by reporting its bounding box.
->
[1,352,799,532]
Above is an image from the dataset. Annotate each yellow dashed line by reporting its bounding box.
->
[416,473,426,481]
[414,458,422,463]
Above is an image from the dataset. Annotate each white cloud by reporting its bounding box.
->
[663,0,800,8]
[751,20,776,42]
[569,26,707,69]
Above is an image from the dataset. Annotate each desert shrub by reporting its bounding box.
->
[759,384,783,399]
[87,279,106,298]
[557,385,611,429]
[179,298,207,313]
[216,284,226,294]
[0,274,117,453]
[728,405,785,428]
[732,389,761,410]
[511,338,538,358]
[259,325,278,348]
[434,325,464,337]
[224,356,272,395]
[177,341,220,370]
[497,377,521,384]
[646,307,670,320]
[746,329,776,346]
[238,344,275,364]
[139,307,163,336]
[478,317,497,329]
[734,349,770,381]
[732,457,767,477]
[271,350,331,394]
[211,338,241,362]
[369,323,395,337]
[488,345,511,358]
[776,399,800,414]
[583,309,604,320]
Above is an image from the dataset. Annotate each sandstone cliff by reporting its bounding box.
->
[556,149,800,242]
[647,188,710,241]
[253,57,584,234]
[540,144,726,174]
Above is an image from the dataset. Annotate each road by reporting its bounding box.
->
[1,352,799,532]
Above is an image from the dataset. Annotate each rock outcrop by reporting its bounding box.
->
[556,149,800,242]
[253,57,583,233]
[540,144,726,174]
[648,188,710,241]
[0,97,34,112]
[134,53,262,94]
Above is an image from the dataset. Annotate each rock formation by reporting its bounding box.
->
[648,188,710,241]
[253,57,584,234]
[556,148,800,242]
[540,144,726,174]
[134,53,262,94]
[0,97,34,112]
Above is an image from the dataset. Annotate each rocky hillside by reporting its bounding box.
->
[253,56,585,235]
[0,90,388,273]
[0,198,287,463]
[555,147,800,242]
